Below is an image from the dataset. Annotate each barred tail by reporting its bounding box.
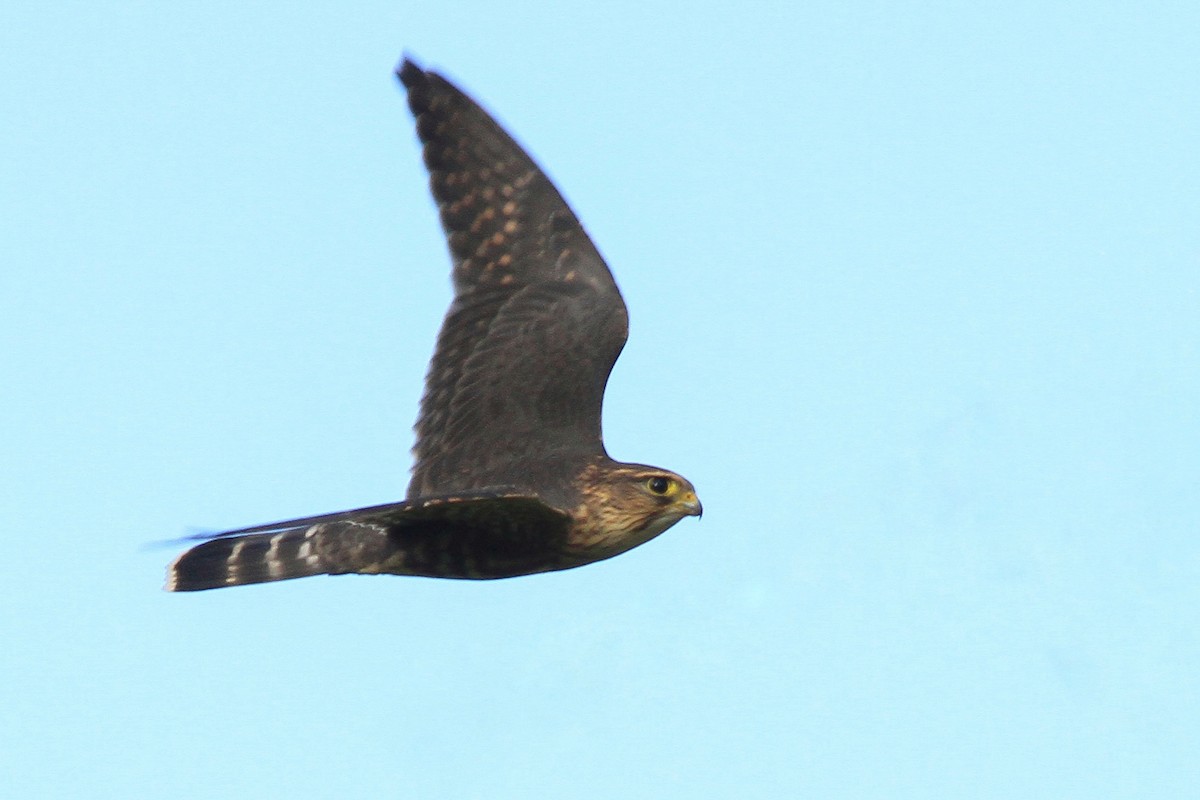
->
[166,527,327,592]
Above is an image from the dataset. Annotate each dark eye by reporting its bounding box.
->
[647,476,671,495]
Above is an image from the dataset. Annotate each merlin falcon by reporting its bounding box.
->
[166,58,701,592]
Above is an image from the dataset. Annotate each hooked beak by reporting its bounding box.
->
[679,490,703,519]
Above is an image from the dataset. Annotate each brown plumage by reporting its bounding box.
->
[166,57,700,592]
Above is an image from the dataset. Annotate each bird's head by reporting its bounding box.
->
[573,462,701,558]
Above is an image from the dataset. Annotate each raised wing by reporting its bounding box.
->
[399,59,629,498]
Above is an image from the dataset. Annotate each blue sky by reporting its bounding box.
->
[3,1,1198,797]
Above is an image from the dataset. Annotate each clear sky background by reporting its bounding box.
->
[3,2,1198,797]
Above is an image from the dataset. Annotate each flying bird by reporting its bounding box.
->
[166,58,701,591]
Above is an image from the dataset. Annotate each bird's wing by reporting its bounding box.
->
[175,489,563,541]
[399,59,628,497]
[167,492,574,589]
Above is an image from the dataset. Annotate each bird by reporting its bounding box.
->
[166,57,701,592]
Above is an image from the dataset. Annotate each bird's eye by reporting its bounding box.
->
[647,476,673,495]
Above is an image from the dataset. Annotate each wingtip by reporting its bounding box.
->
[396,54,424,88]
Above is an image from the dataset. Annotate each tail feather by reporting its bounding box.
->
[166,527,326,592]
